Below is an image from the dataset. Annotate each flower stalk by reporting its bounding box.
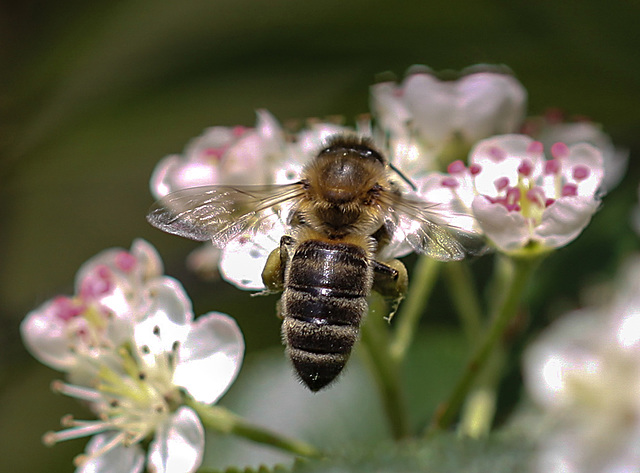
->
[442,260,484,344]
[427,253,541,434]
[360,295,411,440]
[389,255,441,364]
[187,398,322,459]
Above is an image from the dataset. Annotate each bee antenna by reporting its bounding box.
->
[389,163,417,191]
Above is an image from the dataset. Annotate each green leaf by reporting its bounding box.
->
[289,432,534,473]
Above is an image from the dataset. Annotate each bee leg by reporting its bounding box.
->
[260,235,293,294]
[372,259,408,321]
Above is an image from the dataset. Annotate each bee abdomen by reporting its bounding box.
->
[282,240,371,391]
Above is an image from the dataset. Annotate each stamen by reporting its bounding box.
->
[51,381,102,402]
[43,422,107,446]
[495,177,510,191]
[202,147,225,160]
[52,296,84,321]
[488,146,506,161]
[562,184,578,197]
[572,165,590,181]
[545,159,560,175]
[506,187,521,206]
[469,163,482,175]
[447,160,466,174]
[115,252,137,272]
[526,141,544,154]
[550,142,569,159]
[518,159,534,177]
[526,188,546,207]
[441,177,459,188]
[232,125,247,137]
[153,325,161,336]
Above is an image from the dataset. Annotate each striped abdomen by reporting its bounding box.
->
[281,239,372,391]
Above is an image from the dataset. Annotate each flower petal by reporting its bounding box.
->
[455,72,527,143]
[148,407,205,473]
[20,299,77,371]
[533,197,600,249]
[219,225,283,290]
[76,433,145,473]
[472,196,530,251]
[174,313,244,404]
[134,280,193,359]
[402,73,456,145]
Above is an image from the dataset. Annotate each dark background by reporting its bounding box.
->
[1,1,639,471]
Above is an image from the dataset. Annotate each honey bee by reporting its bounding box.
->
[147,135,483,391]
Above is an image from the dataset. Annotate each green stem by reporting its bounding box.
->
[442,260,483,344]
[187,398,322,458]
[360,296,411,440]
[427,254,540,434]
[389,255,441,364]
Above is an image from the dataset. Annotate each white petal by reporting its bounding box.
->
[174,313,245,404]
[148,407,205,473]
[534,197,600,249]
[184,126,238,157]
[219,228,282,290]
[150,154,184,198]
[134,280,193,358]
[130,239,164,281]
[150,154,220,198]
[370,81,411,136]
[20,300,77,371]
[220,132,272,185]
[76,433,145,473]
[255,109,285,155]
[455,73,527,142]
[402,73,456,145]
[472,196,530,251]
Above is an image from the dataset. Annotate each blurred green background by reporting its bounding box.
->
[1,1,639,471]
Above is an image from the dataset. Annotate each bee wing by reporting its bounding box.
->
[382,193,487,261]
[147,183,305,246]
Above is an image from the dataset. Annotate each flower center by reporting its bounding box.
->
[43,328,182,467]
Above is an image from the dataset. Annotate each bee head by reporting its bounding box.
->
[308,135,387,205]
[318,135,385,165]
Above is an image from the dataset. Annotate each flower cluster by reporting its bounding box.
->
[523,256,640,473]
[417,134,605,254]
[149,65,622,288]
[21,240,244,473]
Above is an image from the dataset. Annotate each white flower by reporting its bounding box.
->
[419,135,605,254]
[39,282,244,473]
[151,110,285,198]
[523,255,640,473]
[371,65,527,175]
[21,239,167,381]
